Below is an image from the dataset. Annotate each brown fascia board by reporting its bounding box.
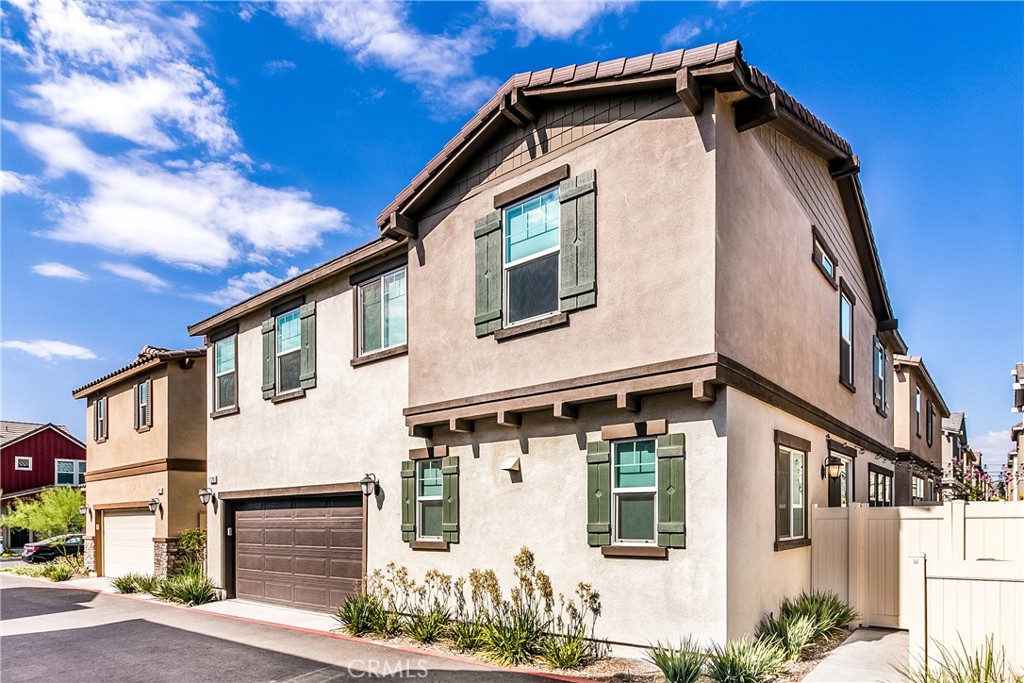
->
[187,237,405,338]
[893,354,951,418]
[71,350,206,399]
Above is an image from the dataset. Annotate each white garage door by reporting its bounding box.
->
[103,510,155,577]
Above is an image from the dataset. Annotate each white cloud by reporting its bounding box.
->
[32,261,89,281]
[1,339,97,361]
[972,430,1013,465]
[100,262,168,289]
[661,19,708,50]
[485,0,634,41]
[0,169,39,196]
[264,59,296,75]
[195,266,301,306]
[272,1,499,113]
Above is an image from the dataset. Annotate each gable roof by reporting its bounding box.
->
[375,40,895,324]
[71,346,205,399]
[1,421,84,450]
[894,354,951,417]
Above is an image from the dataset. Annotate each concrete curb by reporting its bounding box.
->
[12,576,597,683]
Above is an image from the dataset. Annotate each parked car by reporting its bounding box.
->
[22,534,84,563]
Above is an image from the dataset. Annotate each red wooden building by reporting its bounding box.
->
[1,421,86,548]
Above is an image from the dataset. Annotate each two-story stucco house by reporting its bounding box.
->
[190,41,916,648]
[72,346,207,577]
[892,354,949,505]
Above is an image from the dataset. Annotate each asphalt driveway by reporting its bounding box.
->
[0,575,563,683]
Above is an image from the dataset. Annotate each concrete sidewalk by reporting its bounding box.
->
[194,598,339,633]
[803,628,909,683]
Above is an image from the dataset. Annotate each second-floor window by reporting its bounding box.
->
[872,338,887,414]
[94,396,108,441]
[56,459,86,486]
[926,400,934,446]
[915,389,922,436]
[276,308,302,394]
[134,379,152,431]
[358,267,407,355]
[504,188,560,326]
[214,334,236,410]
[839,283,855,389]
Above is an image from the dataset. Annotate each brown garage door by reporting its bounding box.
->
[234,495,363,612]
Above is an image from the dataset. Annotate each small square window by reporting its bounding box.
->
[15,456,32,471]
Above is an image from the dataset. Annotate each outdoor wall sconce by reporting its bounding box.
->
[146,498,161,513]
[360,473,379,497]
[821,456,844,481]
[78,505,89,516]
[198,488,214,505]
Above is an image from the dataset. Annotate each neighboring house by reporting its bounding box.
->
[941,412,969,500]
[190,41,915,647]
[1010,363,1023,500]
[892,355,949,505]
[0,421,86,548]
[71,346,207,578]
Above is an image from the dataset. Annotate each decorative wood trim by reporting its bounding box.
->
[828,440,858,458]
[210,406,240,420]
[675,67,702,115]
[450,417,474,434]
[410,540,450,552]
[692,380,716,403]
[553,402,578,420]
[828,155,860,180]
[868,462,894,476]
[734,92,778,132]
[496,410,522,427]
[349,254,408,287]
[774,430,812,453]
[217,482,361,501]
[94,501,152,511]
[84,458,205,483]
[601,545,668,559]
[493,164,571,209]
[381,212,416,240]
[136,425,151,434]
[209,324,238,344]
[270,296,305,317]
[351,345,408,368]
[271,389,306,404]
[774,538,811,552]
[601,419,668,441]
[409,445,448,461]
[493,313,569,342]
[617,392,640,412]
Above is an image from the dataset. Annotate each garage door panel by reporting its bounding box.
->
[234,494,363,612]
[103,510,155,578]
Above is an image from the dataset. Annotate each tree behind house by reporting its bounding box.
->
[1,487,85,539]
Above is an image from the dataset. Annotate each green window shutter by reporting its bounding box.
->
[299,301,317,389]
[586,440,612,547]
[261,317,275,399]
[441,456,460,543]
[401,461,416,542]
[656,433,686,548]
[474,211,502,337]
[103,399,109,439]
[558,170,597,312]
[146,378,153,428]
[93,399,99,441]
[132,384,140,430]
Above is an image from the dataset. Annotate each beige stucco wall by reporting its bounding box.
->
[893,364,944,467]
[204,270,414,589]
[86,472,167,538]
[407,96,718,408]
[167,359,207,461]
[723,388,892,637]
[86,367,171,470]
[713,93,893,450]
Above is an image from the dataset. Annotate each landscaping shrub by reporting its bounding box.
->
[178,528,207,571]
[43,559,75,582]
[335,593,383,636]
[482,607,547,666]
[446,619,487,651]
[135,574,165,594]
[645,637,707,683]
[706,637,787,683]
[111,574,142,593]
[897,636,1024,683]
[155,572,218,606]
[540,630,594,670]
[7,564,52,578]
[406,608,450,644]
[755,612,817,661]
[779,590,858,641]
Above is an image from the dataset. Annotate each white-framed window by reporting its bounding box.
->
[612,439,657,545]
[14,456,32,471]
[503,188,560,326]
[868,466,893,507]
[814,240,835,279]
[95,396,107,441]
[872,337,887,414]
[416,459,443,540]
[776,446,807,541]
[138,381,149,429]
[915,389,922,436]
[276,308,302,394]
[214,334,237,410]
[926,400,934,446]
[56,459,86,486]
[839,286,855,388]
[912,475,925,500]
[358,267,407,355]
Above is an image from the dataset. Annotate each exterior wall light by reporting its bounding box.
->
[360,473,378,497]
[146,498,161,513]
[198,488,214,505]
[78,505,89,516]
[822,456,844,480]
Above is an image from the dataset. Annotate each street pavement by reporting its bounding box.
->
[0,574,568,683]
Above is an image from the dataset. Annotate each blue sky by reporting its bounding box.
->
[1,1,1021,470]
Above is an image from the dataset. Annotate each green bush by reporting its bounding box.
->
[135,574,165,594]
[898,636,1024,683]
[779,590,858,641]
[8,564,52,578]
[155,573,218,606]
[540,630,594,669]
[111,574,142,593]
[646,638,708,683]
[482,608,547,666]
[43,560,74,582]
[174,560,204,578]
[406,608,450,644]
[755,612,818,661]
[447,619,487,652]
[706,637,787,683]
[335,593,384,636]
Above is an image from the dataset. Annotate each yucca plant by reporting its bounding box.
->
[897,636,1024,683]
[334,593,382,636]
[755,612,818,661]
[154,572,218,606]
[111,574,142,593]
[646,637,708,683]
[779,590,858,641]
[706,637,787,683]
[135,574,165,595]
